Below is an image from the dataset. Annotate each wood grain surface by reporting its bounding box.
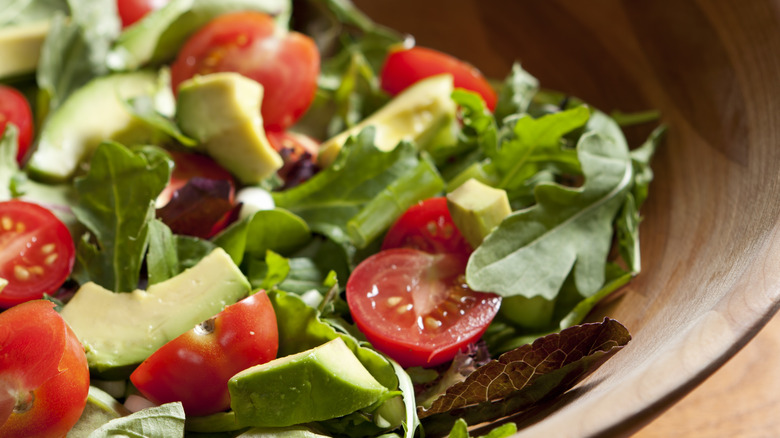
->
[353,0,780,436]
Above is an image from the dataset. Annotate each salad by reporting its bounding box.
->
[0,0,664,437]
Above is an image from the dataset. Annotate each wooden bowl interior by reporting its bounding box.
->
[353,1,780,435]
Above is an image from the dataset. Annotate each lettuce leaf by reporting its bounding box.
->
[418,318,630,435]
[88,402,185,438]
[71,142,170,292]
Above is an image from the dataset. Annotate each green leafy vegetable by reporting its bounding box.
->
[418,318,631,435]
[0,0,68,27]
[87,402,185,437]
[448,418,517,438]
[71,142,170,292]
[493,63,539,126]
[466,118,633,300]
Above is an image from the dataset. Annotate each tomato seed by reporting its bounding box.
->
[15,222,25,232]
[1,216,11,230]
[424,316,442,330]
[44,253,58,265]
[386,296,403,307]
[28,266,44,276]
[14,265,30,281]
[41,243,56,254]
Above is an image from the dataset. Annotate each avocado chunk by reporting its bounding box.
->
[317,74,458,167]
[229,337,390,428]
[447,178,512,248]
[0,21,49,79]
[60,248,250,376]
[67,386,131,438]
[26,71,163,182]
[176,73,283,184]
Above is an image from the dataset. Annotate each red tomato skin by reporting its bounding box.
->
[0,300,89,438]
[0,200,76,309]
[116,0,169,28]
[266,130,320,183]
[382,197,473,265]
[170,12,320,130]
[0,85,34,164]
[380,46,497,111]
[130,292,279,416]
[156,151,236,207]
[347,248,501,368]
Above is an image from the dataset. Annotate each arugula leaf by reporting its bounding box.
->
[493,63,539,127]
[466,119,633,300]
[37,0,120,113]
[0,0,68,26]
[146,219,179,285]
[88,402,185,438]
[71,142,170,292]
[273,128,444,251]
[418,319,630,435]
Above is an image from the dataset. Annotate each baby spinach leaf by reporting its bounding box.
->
[146,219,179,285]
[213,208,311,265]
[71,142,170,292]
[466,120,633,300]
[88,402,185,438]
[418,319,630,435]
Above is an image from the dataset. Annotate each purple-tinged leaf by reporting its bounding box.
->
[156,177,237,239]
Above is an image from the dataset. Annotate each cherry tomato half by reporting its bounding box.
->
[170,12,320,130]
[380,46,497,111]
[382,197,473,266]
[0,300,90,438]
[0,85,34,164]
[130,291,279,416]
[116,0,170,28]
[0,200,75,309]
[347,248,500,368]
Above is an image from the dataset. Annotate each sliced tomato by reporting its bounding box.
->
[382,197,473,266]
[170,12,320,130]
[347,248,500,368]
[0,201,75,309]
[0,300,90,438]
[0,85,34,164]
[130,292,279,416]
[116,0,169,28]
[380,46,497,111]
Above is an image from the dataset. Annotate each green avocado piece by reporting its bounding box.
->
[447,178,512,248]
[26,71,164,182]
[67,386,131,438]
[60,248,250,377]
[176,72,283,184]
[0,21,49,79]
[229,337,390,428]
[317,73,458,167]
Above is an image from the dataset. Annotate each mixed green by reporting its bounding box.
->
[0,0,663,436]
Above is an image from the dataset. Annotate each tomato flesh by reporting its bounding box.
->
[0,300,89,438]
[170,12,320,130]
[116,0,170,28]
[382,197,473,265]
[347,248,500,368]
[130,292,279,416]
[0,201,75,308]
[0,85,34,164]
[380,46,497,111]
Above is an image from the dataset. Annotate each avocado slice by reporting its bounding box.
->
[317,74,458,167]
[67,386,131,438]
[176,72,283,184]
[26,71,165,182]
[60,248,250,377]
[229,337,390,428]
[0,21,49,79]
[447,178,512,248]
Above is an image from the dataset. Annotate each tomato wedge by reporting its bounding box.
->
[0,85,34,164]
[380,46,497,111]
[130,292,279,416]
[347,248,500,368]
[0,300,89,438]
[170,12,320,130]
[382,197,473,265]
[0,201,75,308]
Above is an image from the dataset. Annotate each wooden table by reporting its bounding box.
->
[634,315,780,437]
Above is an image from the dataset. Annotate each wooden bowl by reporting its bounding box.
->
[353,0,780,436]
